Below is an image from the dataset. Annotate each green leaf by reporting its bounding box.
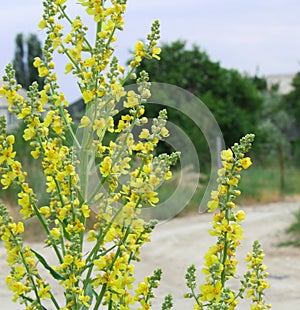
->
[31,249,65,280]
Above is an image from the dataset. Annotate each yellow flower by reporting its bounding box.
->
[112,83,126,102]
[50,228,61,239]
[200,281,222,302]
[82,90,94,103]
[6,135,15,144]
[72,19,83,30]
[100,156,112,177]
[31,147,40,159]
[55,0,67,4]
[38,20,47,29]
[64,63,73,74]
[79,116,91,127]
[204,252,218,268]
[81,204,90,218]
[38,284,51,300]
[84,57,96,67]
[235,210,246,222]
[221,149,233,161]
[93,118,106,136]
[87,230,97,242]
[227,177,239,186]
[79,294,90,307]
[152,46,161,60]
[241,157,252,169]
[134,41,146,57]
[160,127,169,137]
[94,256,107,270]
[147,191,159,206]
[124,90,139,108]
[38,66,49,77]
[207,199,219,212]
[164,170,172,180]
[63,255,74,266]
[139,129,150,139]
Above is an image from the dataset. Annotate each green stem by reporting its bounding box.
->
[48,291,60,310]
[221,231,228,286]
[30,199,63,263]
[220,188,231,286]
[58,105,80,149]
[94,283,107,310]
[121,66,136,86]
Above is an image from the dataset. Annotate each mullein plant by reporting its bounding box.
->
[0,1,271,310]
[185,134,271,310]
[0,0,177,309]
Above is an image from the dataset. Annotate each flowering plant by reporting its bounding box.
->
[0,1,177,309]
[0,1,270,310]
[185,134,271,309]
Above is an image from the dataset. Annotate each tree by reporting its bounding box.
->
[257,90,295,194]
[133,40,263,147]
[281,72,300,162]
[13,33,44,90]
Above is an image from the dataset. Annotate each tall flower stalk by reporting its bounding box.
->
[185,134,271,309]
[0,1,177,309]
[0,1,272,309]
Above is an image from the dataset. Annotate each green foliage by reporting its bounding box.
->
[281,72,300,162]
[133,40,263,146]
[13,33,44,90]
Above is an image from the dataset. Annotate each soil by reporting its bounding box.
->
[1,201,300,309]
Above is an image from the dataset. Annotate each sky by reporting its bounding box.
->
[0,0,300,103]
